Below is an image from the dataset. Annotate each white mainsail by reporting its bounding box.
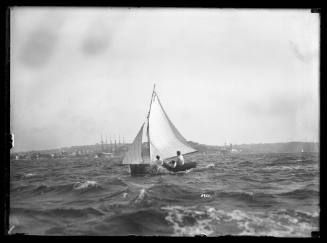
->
[123,88,197,165]
[148,92,197,161]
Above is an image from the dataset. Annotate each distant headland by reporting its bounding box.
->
[187,141,319,154]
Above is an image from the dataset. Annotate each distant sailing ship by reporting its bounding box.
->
[123,85,197,175]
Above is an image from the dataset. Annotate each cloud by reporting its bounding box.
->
[19,28,58,67]
[80,13,128,56]
[82,27,111,56]
[17,11,66,68]
[289,40,315,63]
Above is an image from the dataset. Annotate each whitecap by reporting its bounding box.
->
[200,193,212,198]
[25,173,36,177]
[73,180,98,190]
[196,207,317,237]
[161,205,214,236]
[225,209,317,237]
[134,188,147,203]
[205,163,215,168]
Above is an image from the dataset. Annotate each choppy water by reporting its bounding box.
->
[9,152,319,236]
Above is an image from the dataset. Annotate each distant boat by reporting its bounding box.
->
[122,85,197,175]
[98,152,113,159]
[296,145,304,153]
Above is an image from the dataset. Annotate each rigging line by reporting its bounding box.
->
[147,84,156,119]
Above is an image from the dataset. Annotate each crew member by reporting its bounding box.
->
[175,151,184,167]
[155,155,163,166]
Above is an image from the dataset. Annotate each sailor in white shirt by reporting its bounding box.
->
[155,155,164,166]
[153,155,170,174]
[176,151,184,167]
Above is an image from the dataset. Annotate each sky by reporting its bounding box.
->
[10,8,319,152]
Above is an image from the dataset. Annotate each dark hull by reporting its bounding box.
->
[162,162,197,172]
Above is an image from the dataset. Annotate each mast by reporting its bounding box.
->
[147,84,156,162]
[101,134,104,152]
[105,136,108,151]
[147,84,156,119]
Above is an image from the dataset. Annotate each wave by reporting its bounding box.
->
[161,206,318,237]
[94,208,170,236]
[134,184,278,206]
[237,160,254,166]
[10,152,319,236]
[265,156,317,168]
[148,183,211,203]
[190,163,215,173]
[162,205,214,236]
[134,188,147,204]
[131,187,158,206]
[215,191,277,206]
[12,172,41,181]
[131,180,291,207]
[73,180,98,190]
[11,184,33,193]
[25,173,37,178]
[275,209,319,222]
[31,184,74,195]
[225,209,317,237]
[265,157,300,166]
[73,180,107,195]
[277,188,319,199]
[11,207,104,219]
[105,177,129,187]
[259,165,306,172]
[22,180,104,195]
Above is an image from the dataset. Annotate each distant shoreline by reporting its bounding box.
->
[11,141,319,154]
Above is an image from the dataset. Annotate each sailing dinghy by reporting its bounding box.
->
[123,85,198,175]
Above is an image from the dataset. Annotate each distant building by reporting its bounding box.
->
[30,153,39,160]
